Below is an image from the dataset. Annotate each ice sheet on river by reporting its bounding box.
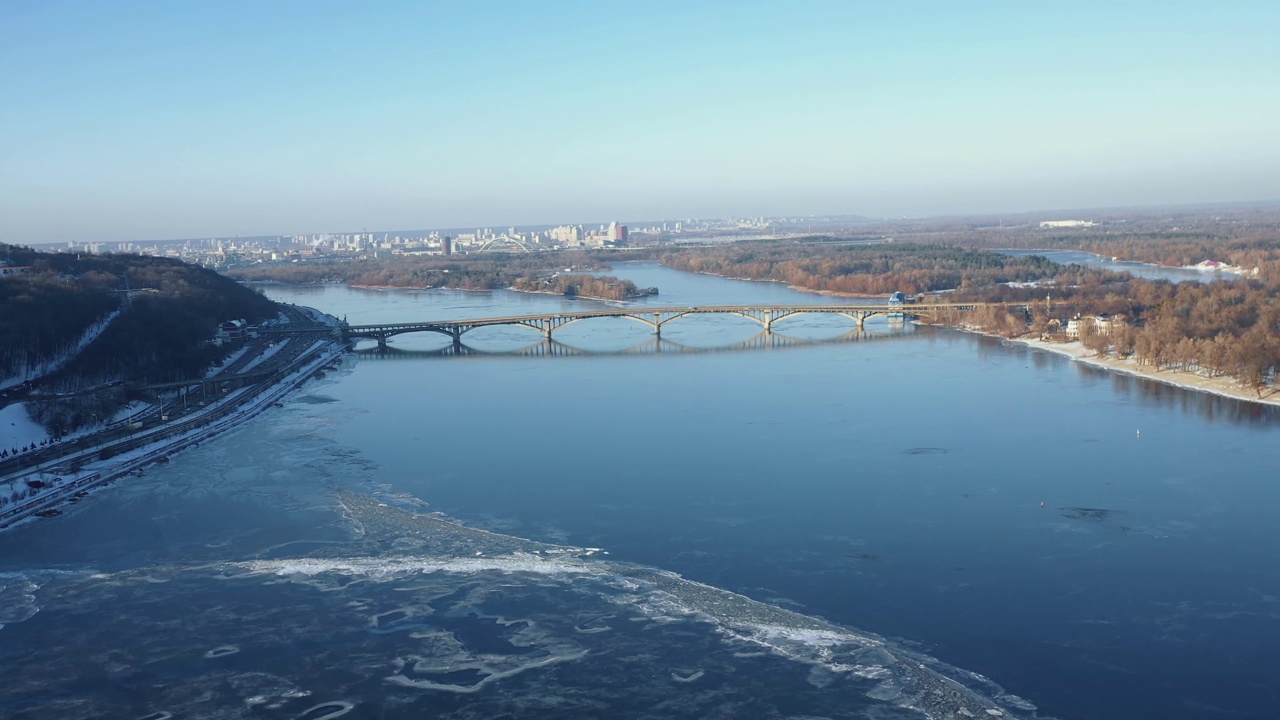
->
[0,491,1046,719]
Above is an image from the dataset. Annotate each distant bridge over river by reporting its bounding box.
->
[270,302,1028,348]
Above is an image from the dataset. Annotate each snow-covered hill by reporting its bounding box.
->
[0,309,122,392]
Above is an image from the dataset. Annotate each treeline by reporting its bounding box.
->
[657,242,1063,295]
[225,253,656,299]
[1075,279,1278,395]
[956,229,1280,282]
[510,274,654,301]
[226,253,612,291]
[938,274,1280,396]
[1,244,278,390]
[829,207,1280,283]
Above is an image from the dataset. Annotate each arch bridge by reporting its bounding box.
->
[322,302,1019,348]
[476,236,533,253]
[352,326,912,359]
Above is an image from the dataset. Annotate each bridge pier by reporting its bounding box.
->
[653,314,662,337]
[377,335,388,349]
[451,328,463,347]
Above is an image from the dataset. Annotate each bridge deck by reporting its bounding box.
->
[340,302,1000,332]
[258,302,1034,344]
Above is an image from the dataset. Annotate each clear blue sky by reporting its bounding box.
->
[3,0,1278,242]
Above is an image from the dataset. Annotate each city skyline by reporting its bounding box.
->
[3,0,1279,244]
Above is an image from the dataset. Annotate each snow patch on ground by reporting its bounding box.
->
[0,404,48,449]
[296,307,339,326]
[0,401,122,456]
[205,347,251,378]
[241,339,290,373]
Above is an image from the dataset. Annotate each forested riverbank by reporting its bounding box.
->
[228,254,653,301]
[1,243,277,392]
[647,239,1280,399]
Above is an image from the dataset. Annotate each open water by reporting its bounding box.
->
[996,249,1242,283]
[1,263,1278,719]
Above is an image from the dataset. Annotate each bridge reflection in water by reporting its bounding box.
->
[353,326,918,360]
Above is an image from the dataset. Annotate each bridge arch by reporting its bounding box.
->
[348,327,459,343]
[551,313,668,334]
[477,237,533,253]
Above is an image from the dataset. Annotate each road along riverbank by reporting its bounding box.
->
[0,336,350,531]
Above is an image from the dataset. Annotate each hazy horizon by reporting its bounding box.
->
[19,197,1280,249]
[4,1,1279,244]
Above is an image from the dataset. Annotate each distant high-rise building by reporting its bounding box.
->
[441,236,453,256]
[550,225,584,246]
[608,222,628,244]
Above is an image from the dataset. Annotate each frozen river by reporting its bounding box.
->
[2,263,1278,719]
